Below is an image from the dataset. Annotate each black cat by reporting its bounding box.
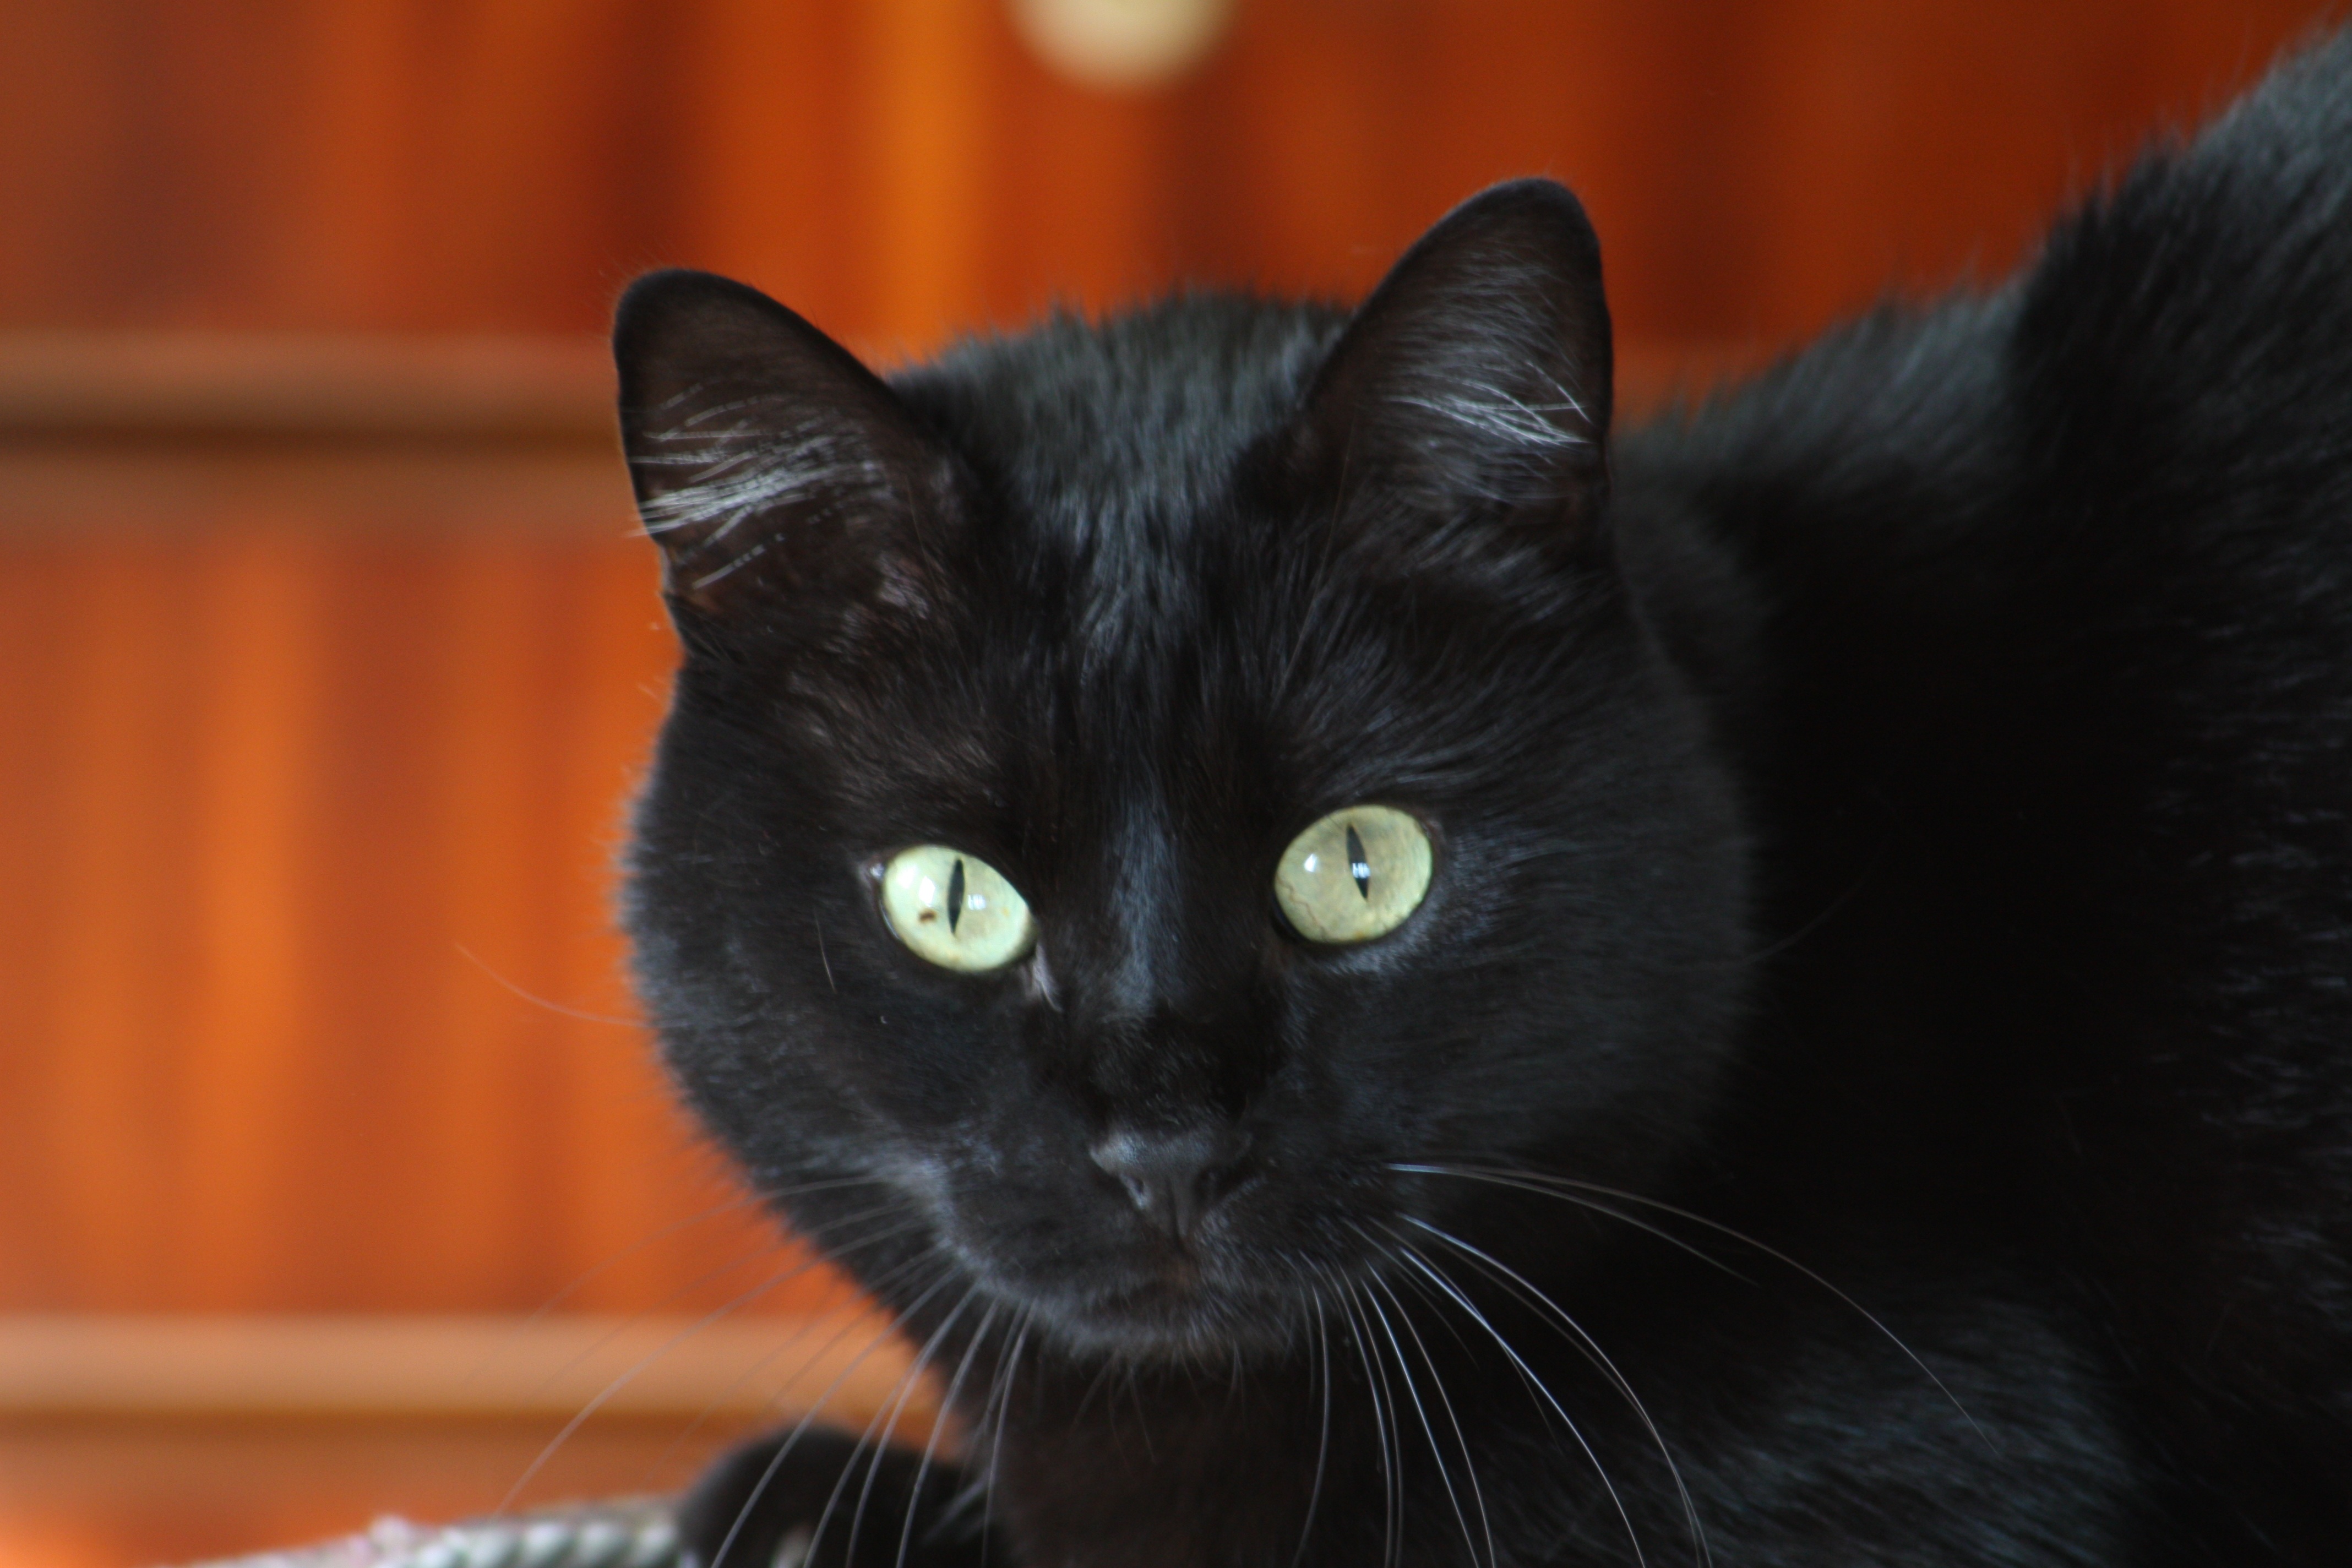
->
[613,35,2352,1568]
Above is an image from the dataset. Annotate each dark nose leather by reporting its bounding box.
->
[1090,1123,1253,1240]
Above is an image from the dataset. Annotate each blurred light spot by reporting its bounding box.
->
[1010,0,1233,89]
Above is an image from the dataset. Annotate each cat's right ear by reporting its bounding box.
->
[613,270,958,640]
[1284,178,1613,559]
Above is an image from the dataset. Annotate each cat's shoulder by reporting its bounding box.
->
[2012,29,2352,489]
[1631,31,2352,545]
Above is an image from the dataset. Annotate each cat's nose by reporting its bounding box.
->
[1089,1123,1253,1241]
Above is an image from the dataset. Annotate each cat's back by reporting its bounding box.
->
[1635,32,2352,622]
[1620,31,2352,1537]
[1619,30,2352,1068]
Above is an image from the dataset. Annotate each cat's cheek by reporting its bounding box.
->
[804,966,1035,1118]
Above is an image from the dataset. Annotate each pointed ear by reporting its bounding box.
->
[613,270,958,635]
[1291,179,1612,541]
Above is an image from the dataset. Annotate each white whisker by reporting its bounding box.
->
[1396,1161,1987,1448]
[455,943,641,1028]
[1335,1276,1403,1568]
[975,1309,1035,1564]
[1355,1251,1486,1568]
[704,1261,962,1568]
[495,1248,829,1517]
[1393,1244,1649,1568]
[1363,1257,1497,1568]
[826,1286,983,1568]
[1389,1162,1749,1282]
[1401,1219,1707,1568]
[895,1301,1004,1568]
[1290,1283,1335,1568]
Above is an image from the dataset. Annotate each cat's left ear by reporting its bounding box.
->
[613,270,960,640]
[1288,178,1611,545]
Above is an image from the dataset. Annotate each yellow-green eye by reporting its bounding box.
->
[1274,805,1433,944]
[880,847,1035,971]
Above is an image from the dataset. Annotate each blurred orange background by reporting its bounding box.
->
[0,1,2340,1561]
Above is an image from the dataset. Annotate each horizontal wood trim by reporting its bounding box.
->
[0,445,639,535]
[0,334,1755,544]
[0,333,1754,450]
[0,334,617,445]
[0,1314,927,1424]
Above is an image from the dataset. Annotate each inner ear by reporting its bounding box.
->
[1292,178,1613,529]
[613,270,959,631]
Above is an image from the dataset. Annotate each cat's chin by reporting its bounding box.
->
[1022,1276,1308,1361]
[965,1252,1318,1362]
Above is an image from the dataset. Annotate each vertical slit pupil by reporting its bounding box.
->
[948,858,967,933]
[1345,825,1371,900]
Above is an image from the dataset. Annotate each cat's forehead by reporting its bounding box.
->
[895,297,1344,548]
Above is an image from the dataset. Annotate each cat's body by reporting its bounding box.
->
[616,37,2352,1568]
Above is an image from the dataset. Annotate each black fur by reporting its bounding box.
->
[616,37,2352,1568]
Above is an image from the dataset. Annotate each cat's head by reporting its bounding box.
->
[617,180,1747,1360]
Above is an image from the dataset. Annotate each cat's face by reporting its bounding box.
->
[619,182,1748,1360]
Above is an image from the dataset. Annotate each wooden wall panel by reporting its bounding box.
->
[0,1,2344,1321]
[1,3,2335,344]
[0,481,818,1315]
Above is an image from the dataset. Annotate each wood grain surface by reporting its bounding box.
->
[0,1311,927,1421]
